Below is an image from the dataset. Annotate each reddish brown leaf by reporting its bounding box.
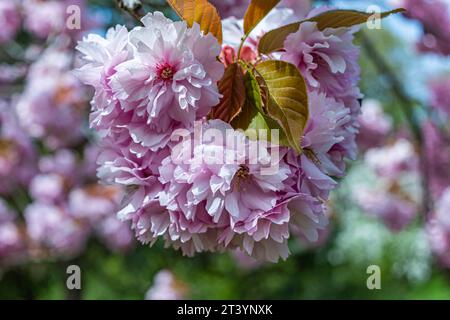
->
[209,63,246,123]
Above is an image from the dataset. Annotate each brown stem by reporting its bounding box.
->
[116,0,145,22]
[360,31,434,216]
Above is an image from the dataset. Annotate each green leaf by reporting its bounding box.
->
[231,71,287,145]
[231,100,258,131]
[231,70,263,130]
[308,8,405,30]
[255,60,309,154]
[232,100,288,145]
[209,62,246,123]
[258,22,303,55]
[167,0,223,44]
[243,0,280,36]
[258,8,405,54]
[247,111,288,144]
[231,71,265,131]
[243,68,264,113]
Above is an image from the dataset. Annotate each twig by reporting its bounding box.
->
[360,32,422,139]
[116,0,144,22]
[360,31,434,215]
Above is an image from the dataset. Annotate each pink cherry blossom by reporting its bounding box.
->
[123,120,295,262]
[301,90,356,177]
[282,21,362,105]
[96,132,170,187]
[75,25,133,137]
[283,91,362,241]
[73,9,367,262]
[110,12,224,142]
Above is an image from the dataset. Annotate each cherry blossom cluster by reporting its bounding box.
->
[75,3,366,262]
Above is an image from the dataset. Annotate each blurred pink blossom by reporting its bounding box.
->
[0,100,37,195]
[23,0,65,39]
[68,184,123,223]
[232,249,265,270]
[210,0,311,19]
[0,64,27,84]
[0,199,25,265]
[400,0,450,55]
[38,149,79,187]
[29,173,66,204]
[0,0,21,43]
[95,214,134,252]
[209,0,248,18]
[422,121,450,200]
[68,184,134,252]
[145,270,187,300]
[25,202,89,257]
[429,75,450,118]
[23,0,91,40]
[354,187,417,232]
[365,139,418,178]
[357,99,392,151]
[282,0,311,18]
[427,188,450,268]
[16,46,87,149]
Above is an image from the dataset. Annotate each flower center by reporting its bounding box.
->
[233,165,250,191]
[156,62,175,81]
[0,139,18,165]
[236,165,250,180]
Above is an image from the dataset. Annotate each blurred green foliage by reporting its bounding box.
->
[1,234,449,299]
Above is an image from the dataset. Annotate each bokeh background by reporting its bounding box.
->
[0,0,450,299]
